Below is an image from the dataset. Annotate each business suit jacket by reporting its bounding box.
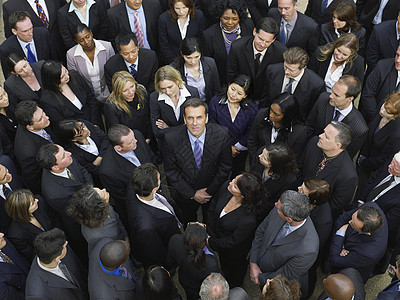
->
[268,10,319,55]
[126,188,181,267]
[356,0,400,29]
[4,60,43,107]
[306,92,368,158]
[171,56,221,103]
[0,29,51,78]
[67,39,115,103]
[57,1,108,49]
[360,58,398,123]
[227,36,286,103]
[149,85,199,139]
[377,279,400,300]
[366,20,398,74]
[104,49,158,93]
[317,268,366,300]
[0,237,30,300]
[302,136,358,215]
[247,0,277,25]
[201,18,254,84]
[107,0,162,50]
[330,202,388,283]
[310,202,332,249]
[265,63,325,121]
[14,125,56,194]
[158,9,207,64]
[305,0,354,26]
[250,207,319,294]
[88,238,138,300]
[25,249,89,300]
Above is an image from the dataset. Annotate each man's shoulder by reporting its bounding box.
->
[231,36,253,51]
[374,19,397,32]
[205,122,230,139]
[296,12,318,28]
[138,48,157,61]
[104,54,125,70]
[107,2,126,17]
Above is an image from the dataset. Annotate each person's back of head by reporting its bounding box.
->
[107,124,131,147]
[323,273,355,300]
[330,121,352,150]
[256,17,279,37]
[143,265,175,300]
[33,228,66,264]
[356,205,383,234]
[280,190,311,222]
[283,47,309,69]
[130,163,159,197]
[199,273,229,300]
[36,143,58,170]
[100,240,130,271]
[14,100,38,127]
[260,274,301,300]
[183,223,208,269]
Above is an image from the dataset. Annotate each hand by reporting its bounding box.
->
[340,249,349,256]
[145,138,151,144]
[250,262,261,285]
[193,188,212,204]
[92,156,103,166]
[339,224,349,233]
[231,146,241,157]
[156,119,169,129]
[387,264,396,278]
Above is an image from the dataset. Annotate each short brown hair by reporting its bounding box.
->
[168,0,195,21]
[9,11,31,30]
[260,274,301,300]
[5,189,34,223]
[384,92,400,118]
[283,47,309,69]
[303,178,330,206]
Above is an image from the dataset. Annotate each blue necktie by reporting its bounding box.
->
[321,0,328,13]
[193,139,202,170]
[119,266,133,282]
[26,43,36,63]
[280,24,287,45]
[129,64,137,79]
[332,110,341,121]
[284,78,294,93]
[155,193,182,228]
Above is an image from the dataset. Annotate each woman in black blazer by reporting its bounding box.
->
[40,61,103,129]
[158,0,207,65]
[166,223,221,300]
[104,71,152,141]
[0,85,17,157]
[201,0,254,84]
[171,37,220,103]
[206,172,264,287]
[5,189,56,262]
[319,0,366,55]
[309,33,364,92]
[58,119,110,187]
[57,0,108,49]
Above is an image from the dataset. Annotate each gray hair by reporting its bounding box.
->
[200,273,229,300]
[330,121,352,149]
[280,190,311,222]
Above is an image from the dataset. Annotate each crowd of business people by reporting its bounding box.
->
[1,0,400,298]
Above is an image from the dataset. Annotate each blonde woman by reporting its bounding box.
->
[104,71,151,143]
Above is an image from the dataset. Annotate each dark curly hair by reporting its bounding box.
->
[213,0,248,23]
[264,143,298,179]
[66,184,109,228]
[236,172,264,214]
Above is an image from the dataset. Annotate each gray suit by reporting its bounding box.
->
[249,207,319,295]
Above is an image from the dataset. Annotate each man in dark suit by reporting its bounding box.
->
[247,0,277,26]
[14,101,56,194]
[0,11,52,78]
[99,124,157,228]
[104,32,158,93]
[0,232,30,300]
[164,98,232,224]
[302,121,358,220]
[107,0,161,50]
[306,75,368,158]
[25,228,88,300]
[88,238,139,300]
[226,17,286,105]
[329,202,388,283]
[127,163,181,267]
[249,190,319,295]
[265,46,325,121]
[305,0,354,26]
[377,255,400,300]
[360,46,400,123]
[268,0,319,56]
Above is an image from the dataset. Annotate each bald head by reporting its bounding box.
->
[323,274,355,300]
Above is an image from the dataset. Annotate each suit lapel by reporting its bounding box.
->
[215,28,228,60]
[324,101,334,125]
[245,39,257,78]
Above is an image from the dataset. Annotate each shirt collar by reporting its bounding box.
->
[123,55,139,70]
[68,0,95,12]
[187,127,206,144]
[335,102,353,116]
[16,35,34,47]
[74,39,105,58]
[184,61,203,77]
[252,42,268,57]
[282,13,298,27]
[114,148,136,159]
[288,219,306,233]
[100,260,121,276]
[286,68,305,82]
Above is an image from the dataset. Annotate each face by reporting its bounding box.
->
[159,80,180,99]
[317,124,340,152]
[329,82,351,110]
[349,211,365,233]
[333,45,352,64]
[29,197,39,214]
[269,103,284,124]
[29,107,50,130]
[174,1,189,18]
[284,62,303,78]
[53,145,73,171]
[126,0,142,10]
[122,81,136,102]
[220,9,239,31]
[13,59,33,78]
[73,122,90,141]
[298,182,310,197]
[0,233,6,250]
[388,155,400,177]
[227,174,242,197]
[117,130,138,153]
[94,187,110,204]
[259,148,271,169]
[278,0,298,21]
[0,165,12,185]
[227,83,247,103]
[182,51,201,68]
[395,46,400,71]
[183,106,208,138]
[72,0,86,7]
[379,103,395,120]
[253,29,276,52]
[75,29,94,51]
[120,40,139,64]
[12,17,33,42]
[60,66,70,85]
[0,86,9,109]
[332,12,347,29]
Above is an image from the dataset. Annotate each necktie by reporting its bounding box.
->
[59,262,77,285]
[0,250,15,264]
[316,156,327,176]
[66,168,76,181]
[193,139,202,169]
[26,44,36,63]
[133,11,145,48]
[2,185,12,199]
[254,53,261,73]
[34,0,49,28]
[321,0,328,13]
[128,151,141,166]
[273,222,290,243]
[41,129,53,142]
[129,64,137,79]
[366,175,395,202]
[119,266,133,282]
[155,194,182,228]
[332,110,342,121]
[284,78,294,93]
[280,23,287,45]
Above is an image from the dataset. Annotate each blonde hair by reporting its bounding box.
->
[154,65,184,94]
[108,71,147,117]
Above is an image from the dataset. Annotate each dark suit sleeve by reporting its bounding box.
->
[304,0,313,18]
[0,282,25,300]
[57,6,75,49]
[359,64,383,122]
[149,92,165,139]
[249,213,269,263]
[366,27,379,71]
[247,109,264,160]
[78,159,94,184]
[103,102,121,129]
[158,14,175,64]
[107,8,119,45]
[307,22,320,55]
[78,77,103,127]
[2,3,12,38]
[7,226,35,262]
[133,227,168,266]
[226,43,240,83]
[104,60,114,92]
[305,94,320,137]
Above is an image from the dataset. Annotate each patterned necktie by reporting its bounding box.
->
[316,156,327,176]
[34,0,49,28]
[366,175,395,202]
[332,110,341,121]
[66,168,76,181]
[155,194,182,228]
[0,250,15,264]
[59,262,77,285]
[321,0,328,13]
[133,11,145,48]
[41,129,53,142]
[193,139,202,170]
[284,78,294,93]
[273,223,290,243]
[129,64,137,79]
[26,44,37,63]
[280,23,287,45]
[2,185,12,199]
[119,266,133,282]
